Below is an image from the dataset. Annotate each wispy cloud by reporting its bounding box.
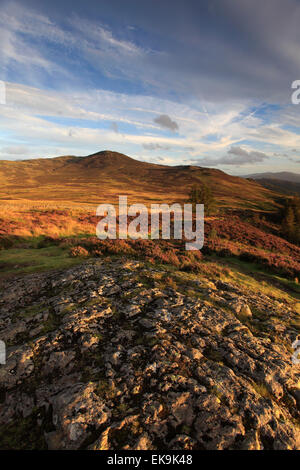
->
[1,81,300,172]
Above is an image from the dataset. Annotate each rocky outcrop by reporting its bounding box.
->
[0,259,299,450]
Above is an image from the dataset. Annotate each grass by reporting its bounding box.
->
[0,245,88,279]
[1,194,298,280]
[208,255,300,301]
[1,232,299,336]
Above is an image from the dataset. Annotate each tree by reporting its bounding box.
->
[282,206,296,240]
[188,183,216,216]
[281,196,300,243]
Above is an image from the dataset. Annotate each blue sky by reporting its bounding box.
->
[0,0,300,174]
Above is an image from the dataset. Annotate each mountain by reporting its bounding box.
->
[0,150,277,210]
[244,171,300,183]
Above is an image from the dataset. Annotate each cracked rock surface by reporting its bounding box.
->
[0,259,299,450]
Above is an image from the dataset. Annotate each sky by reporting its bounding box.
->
[0,0,300,175]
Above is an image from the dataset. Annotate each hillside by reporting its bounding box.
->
[0,151,277,210]
[249,178,300,196]
[243,172,300,196]
[0,151,299,451]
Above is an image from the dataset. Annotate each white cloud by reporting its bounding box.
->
[1,79,300,174]
[70,16,143,56]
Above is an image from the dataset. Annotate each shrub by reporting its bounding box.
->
[69,245,89,257]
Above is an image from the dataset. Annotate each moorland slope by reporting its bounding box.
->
[0,151,278,209]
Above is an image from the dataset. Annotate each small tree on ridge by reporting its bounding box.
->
[188,183,216,216]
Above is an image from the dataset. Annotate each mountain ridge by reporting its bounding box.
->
[244,171,300,183]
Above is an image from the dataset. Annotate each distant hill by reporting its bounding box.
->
[0,150,278,210]
[244,171,300,183]
[243,172,300,196]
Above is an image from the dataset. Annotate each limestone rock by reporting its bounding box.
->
[0,259,299,450]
